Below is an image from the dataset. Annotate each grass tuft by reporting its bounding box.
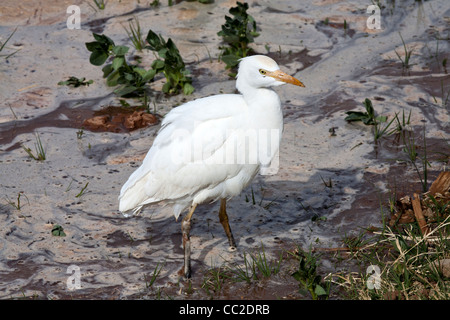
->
[123,16,145,51]
[395,32,414,69]
[21,133,46,161]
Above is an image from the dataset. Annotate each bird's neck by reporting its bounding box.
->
[240,87,281,112]
[240,87,283,136]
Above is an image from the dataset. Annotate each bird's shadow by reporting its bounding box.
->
[135,166,384,277]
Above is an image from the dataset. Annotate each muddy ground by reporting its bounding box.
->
[0,0,449,299]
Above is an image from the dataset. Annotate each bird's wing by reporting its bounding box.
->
[118,94,253,215]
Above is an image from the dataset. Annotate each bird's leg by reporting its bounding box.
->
[179,203,197,279]
[219,199,237,249]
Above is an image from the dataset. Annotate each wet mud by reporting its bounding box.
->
[0,0,449,299]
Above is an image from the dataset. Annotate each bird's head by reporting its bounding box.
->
[236,55,305,93]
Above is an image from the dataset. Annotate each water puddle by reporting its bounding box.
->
[0,95,159,148]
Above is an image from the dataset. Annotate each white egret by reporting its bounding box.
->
[119,55,304,278]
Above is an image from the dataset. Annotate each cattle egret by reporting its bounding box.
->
[119,55,304,278]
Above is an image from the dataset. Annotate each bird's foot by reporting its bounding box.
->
[228,236,237,251]
[177,265,191,280]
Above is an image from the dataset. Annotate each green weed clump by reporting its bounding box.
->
[90,0,106,11]
[85,30,193,97]
[58,76,93,87]
[86,33,156,96]
[123,16,146,51]
[345,98,397,141]
[21,133,46,161]
[395,32,414,70]
[291,247,330,300]
[146,30,194,95]
[217,2,260,71]
[332,214,450,300]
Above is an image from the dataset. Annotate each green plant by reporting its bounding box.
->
[86,33,156,96]
[217,2,260,70]
[202,264,230,297]
[0,27,20,59]
[336,215,450,300]
[76,128,85,139]
[245,186,256,204]
[225,244,282,283]
[86,29,194,97]
[250,244,283,278]
[75,182,89,198]
[345,98,386,125]
[91,0,106,10]
[58,76,93,87]
[51,224,66,237]
[150,0,160,7]
[395,32,414,69]
[5,192,29,211]
[345,98,397,141]
[144,262,163,289]
[21,133,46,161]
[123,16,145,51]
[440,79,449,109]
[145,30,194,95]
[327,181,450,300]
[392,109,412,133]
[291,247,330,300]
[228,252,257,283]
[401,127,431,193]
[320,174,333,189]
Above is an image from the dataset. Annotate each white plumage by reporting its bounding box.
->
[119,55,304,278]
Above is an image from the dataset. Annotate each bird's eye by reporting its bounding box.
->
[259,69,267,75]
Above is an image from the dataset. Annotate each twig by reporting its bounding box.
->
[412,193,429,236]
[311,247,365,253]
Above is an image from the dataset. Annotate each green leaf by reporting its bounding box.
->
[344,111,370,122]
[375,115,387,123]
[162,81,172,93]
[221,54,240,68]
[123,72,135,82]
[292,271,303,282]
[314,284,327,296]
[114,85,138,96]
[85,41,103,52]
[112,45,129,56]
[102,64,113,78]
[151,59,165,71]
[89,50,109,66]
[363,98,374,117]
[133,67,147,78]
[58,76,93,87]
[183,82,194,95]
[146,29,164,51]
[93,33,115,46]
[112,56,125,70]
[106,69,120,86]
[142,69,157,82]
[119,99,131,107]
[51,224,66,237]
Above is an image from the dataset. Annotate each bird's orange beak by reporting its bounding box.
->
[267,70,305,87]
